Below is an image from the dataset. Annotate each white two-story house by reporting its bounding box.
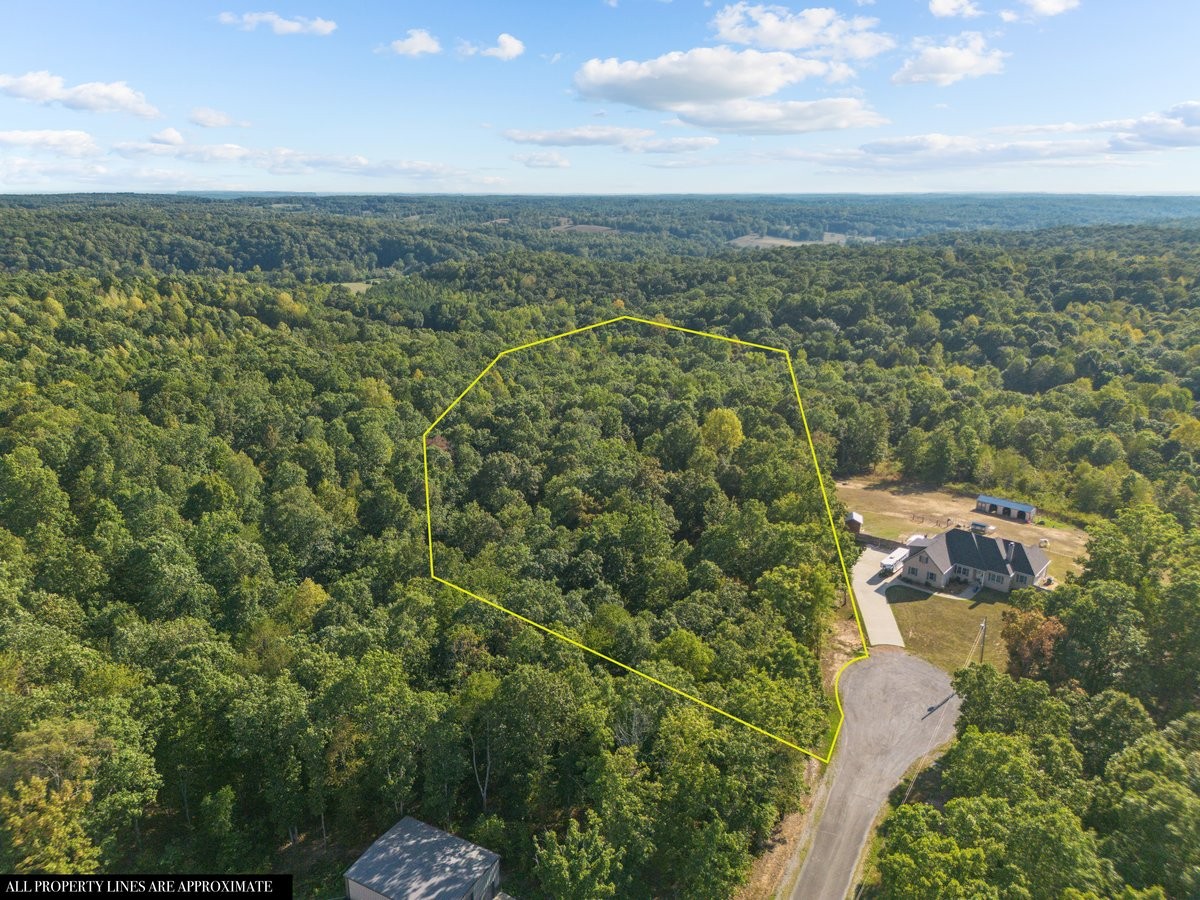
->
[902,526,1049,593]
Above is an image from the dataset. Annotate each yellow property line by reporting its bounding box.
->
[421,314,870,762]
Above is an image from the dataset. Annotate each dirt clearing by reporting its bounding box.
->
[728,233,809,248]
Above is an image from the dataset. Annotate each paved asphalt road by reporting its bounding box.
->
[851,547,905,647]
[790,649,960,900]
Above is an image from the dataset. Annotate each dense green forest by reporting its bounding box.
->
[1,195,1198,897]
[4,193,1200,277]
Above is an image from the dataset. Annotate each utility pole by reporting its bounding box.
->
[979,618,987,665]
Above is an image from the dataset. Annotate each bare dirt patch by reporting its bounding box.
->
[821,614,866,693]
[739,756,827,900]
[549,221,615,233]
[728,233,811,249]
[736,809,807,900]
[837,477,1087,581]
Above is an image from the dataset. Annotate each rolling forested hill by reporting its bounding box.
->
[0,195,1197,897]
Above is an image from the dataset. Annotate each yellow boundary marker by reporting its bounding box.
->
[421,314,870,762]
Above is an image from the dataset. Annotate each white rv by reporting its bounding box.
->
[879,548,908,575]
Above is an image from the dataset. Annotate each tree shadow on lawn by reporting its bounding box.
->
[965,588,1011,609]
[884,586,932,605]
[888,757,951,811]
[886,584,1011,610]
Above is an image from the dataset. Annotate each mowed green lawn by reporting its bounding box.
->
[887,585,1012,674]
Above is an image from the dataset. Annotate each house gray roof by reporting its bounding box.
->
[1008,540,1050,578]
[922,527,1049,580]
[345,817,498,900]
[977,493,1037,515]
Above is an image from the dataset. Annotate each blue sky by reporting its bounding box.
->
[1,0,1198,193]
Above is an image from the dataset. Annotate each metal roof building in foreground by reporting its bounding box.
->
[344,817,501,900]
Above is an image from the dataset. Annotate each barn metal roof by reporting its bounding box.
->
[345,817,498,900]
[976,493,1037,514]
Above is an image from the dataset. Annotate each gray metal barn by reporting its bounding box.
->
[975,493,1037,523]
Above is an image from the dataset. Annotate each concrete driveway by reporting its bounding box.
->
[850,547,905,648]
[790,649,960,900]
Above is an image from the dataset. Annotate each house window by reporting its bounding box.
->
[907,566,918,576]
[926,572,935,581]
[1015,574,1026,584]
[954,565,970,577]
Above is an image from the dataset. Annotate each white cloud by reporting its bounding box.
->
[711,3,894,59]
[628,136,720,152]
[513,151,570,168]
[116,140,252,163]
[644,156,733,169]
[669,97,887,133]
[461,33,526,60]
[1107,101,1200,151]
[788,101,1200,173]
[217,12,337,36]
[505,126,723,153]
[189,107,248,128]
[793,133,1107,170]
[892,32,1006,86]
[1020,0,1079,15]
[574,45,885,136]
[929,0,983,17]
[990,119,1130,135]
[0,70,159,117]
[999,0,1079,22]
[389,29,441,57]
[575,47,829,109]
[0,129,99,157]
[484,33,525,60]
[150,128,185,146]
[0,157,108,185]
[113,137,461,179]
[503,125,655,145]
[989,104,1200,148]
